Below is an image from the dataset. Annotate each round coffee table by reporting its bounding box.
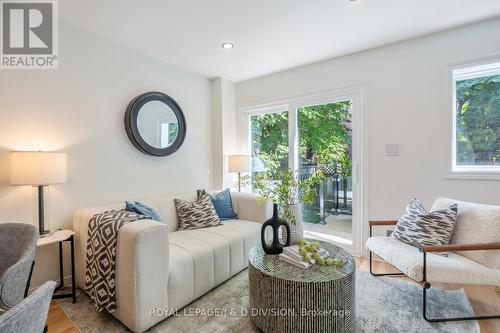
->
[248,240,355,333]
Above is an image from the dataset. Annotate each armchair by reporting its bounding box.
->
[0,223,38,310]
[0,281,56,333]
[366,198,500,323]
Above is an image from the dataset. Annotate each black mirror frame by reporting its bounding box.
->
[125,91,187,157]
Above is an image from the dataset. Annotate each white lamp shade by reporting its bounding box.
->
[10,152,67,186]
[228,155,251,173]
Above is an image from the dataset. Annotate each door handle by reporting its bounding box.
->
[353,163,360,183]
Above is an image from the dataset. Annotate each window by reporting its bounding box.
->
[250,111,289,171]
[450,59,500,176]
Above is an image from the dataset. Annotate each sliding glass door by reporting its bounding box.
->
[245,88,363,254]
[296,101,353,245]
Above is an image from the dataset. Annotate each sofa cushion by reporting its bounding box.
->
[169,234,215,299]
[174,191,221,230]
[367,236,500,285]
[173,230,231,285]
[167,219,261,310]
[431,197,500,270]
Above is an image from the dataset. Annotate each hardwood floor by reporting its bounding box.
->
[46,257,500,333]
[47,302,79,333]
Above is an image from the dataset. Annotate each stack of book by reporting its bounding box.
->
[279,245,329,269]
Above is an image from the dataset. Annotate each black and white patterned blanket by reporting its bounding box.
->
[85,210,151,312]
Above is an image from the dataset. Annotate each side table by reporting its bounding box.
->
[34,229,77,303]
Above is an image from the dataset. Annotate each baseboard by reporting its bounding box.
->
[29,275,73,294]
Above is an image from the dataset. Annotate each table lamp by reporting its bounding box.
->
[10,151,67,236]
[228,155,251,192]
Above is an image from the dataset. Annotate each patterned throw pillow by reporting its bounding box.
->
[174,191,221,230]
[391,198,458,250]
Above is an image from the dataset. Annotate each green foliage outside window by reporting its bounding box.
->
[456,74,500,165]
[251,112,289,170]
[297,102,351,170]
[251,102,352,174]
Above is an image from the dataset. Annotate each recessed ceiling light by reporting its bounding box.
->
[222,42,234,49]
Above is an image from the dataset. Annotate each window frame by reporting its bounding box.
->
[445,55,500,180]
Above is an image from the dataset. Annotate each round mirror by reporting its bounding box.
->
[136,100,179,149]
[125,92,186,156]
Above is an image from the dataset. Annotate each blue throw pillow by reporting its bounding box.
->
[198,189,238,221]
[125,201,161,221]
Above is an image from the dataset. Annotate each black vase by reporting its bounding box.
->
[261,203,290,254]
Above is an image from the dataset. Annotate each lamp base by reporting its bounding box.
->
[39,230,55,238]
[37,185,51,238]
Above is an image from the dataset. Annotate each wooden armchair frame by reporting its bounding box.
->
[368,220,500,323]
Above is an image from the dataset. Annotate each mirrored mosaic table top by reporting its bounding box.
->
[249,239,355,283]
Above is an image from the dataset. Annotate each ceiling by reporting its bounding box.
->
[61,0,500,82]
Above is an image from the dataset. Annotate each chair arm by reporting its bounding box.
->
[420,242,500,253]
[368,220,397,237]
[369,220,398,226]
[0,281,56,333]
[230,192,272,223]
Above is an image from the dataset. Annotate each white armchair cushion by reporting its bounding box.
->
[431,197,500,270]
[367,236,500,285]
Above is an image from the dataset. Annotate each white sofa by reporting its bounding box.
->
[73,191,272,332]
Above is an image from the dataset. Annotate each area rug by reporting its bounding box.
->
[58,270,479,333]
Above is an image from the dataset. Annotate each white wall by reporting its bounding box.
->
[0,22,212,286]
[237,18,500,227]
[212,78,238,190]
[211,79,224,189]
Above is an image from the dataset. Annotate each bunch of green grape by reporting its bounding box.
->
[297,240,343,267]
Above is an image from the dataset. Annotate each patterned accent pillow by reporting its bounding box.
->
[391,198,458,251]
[391,198,426,244]
[174,191,221,230]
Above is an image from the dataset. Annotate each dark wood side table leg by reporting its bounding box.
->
[59,241,64,288]
[70,235,76,304]
[52,236,77,303]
